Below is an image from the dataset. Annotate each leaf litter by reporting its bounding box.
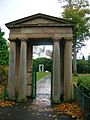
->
[0,100,16,107]
[27,98,85,120]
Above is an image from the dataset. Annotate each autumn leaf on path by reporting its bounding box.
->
[52,102,85,119]
[0,101,16,107]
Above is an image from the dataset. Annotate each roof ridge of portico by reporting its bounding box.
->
[5,13,74,28]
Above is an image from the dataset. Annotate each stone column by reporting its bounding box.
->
[64,41,72,102]
[42,64,44,72]
[52,40,61,103]
[8,41,16,100]
[39,64,42,72]
[18,41,27,102]
[15,41,20,98]
[26,44,32,97]
[60,41,65,101]
[39,64,44,72]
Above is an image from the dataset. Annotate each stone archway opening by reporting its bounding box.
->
[29,40,53,105]
[32,45,53,105]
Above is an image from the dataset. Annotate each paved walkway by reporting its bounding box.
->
[0,74,75,120]
[36,74,51,106]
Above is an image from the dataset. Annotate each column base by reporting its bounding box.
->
[64,97,72,103]
[7,97,16,101]
[17,96,27,102]
[51,98,61,104]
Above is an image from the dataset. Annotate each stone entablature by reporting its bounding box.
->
[6,13,73,41]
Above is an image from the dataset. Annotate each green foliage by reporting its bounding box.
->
[0,65,8,85]
[33,57,52,72]
[63,5,90,51]
[88,55,90,63]
[82,55,85,60]
[72,75,79,85]
[0,65,8,81]
[0,65,8,100]
[77,59,90,74]
[77,76,90,96]
[62,0,90,75]
[0,28,9,65]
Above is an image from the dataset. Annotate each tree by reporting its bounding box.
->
[59,0,89,8]
[82,55,85,60]
[88,55,90,63]
[77,59,89,74]
[33,46,45,57]
[0,28,9,100]
[61,0,90,75]
[0,28,9,65]
[0,65,8,100]
[45,49,53,59]
[33,57,52,72]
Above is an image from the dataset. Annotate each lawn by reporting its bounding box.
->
[36,73,90,83]
[36,72,50,81]
[72,74,90,85]
[72,75,79,85]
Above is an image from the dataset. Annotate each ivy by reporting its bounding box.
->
[0,28,9,65]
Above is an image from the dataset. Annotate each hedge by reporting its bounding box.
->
[77,76,90,97]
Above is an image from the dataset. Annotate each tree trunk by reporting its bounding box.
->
[68,0,72,6]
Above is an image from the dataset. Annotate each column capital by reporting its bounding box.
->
[52,38,60,41]
[9,36,28,41]
[52,37,73,42]
[8,38,16,41]
[20,39,27,41]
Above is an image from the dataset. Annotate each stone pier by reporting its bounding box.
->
[26,43,33,97]
[52,40,61,103]
[64,41,72,102]
[18,41,27,101]
[8,41,16,100]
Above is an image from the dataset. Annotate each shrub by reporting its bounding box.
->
[77,76,90,96]
[0,65,8,100]
[77,60,90,74]
[33,57,52,72]
[0,65,8,85]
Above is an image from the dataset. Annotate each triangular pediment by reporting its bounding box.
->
[6,13,73,28]
[20,17,62,25]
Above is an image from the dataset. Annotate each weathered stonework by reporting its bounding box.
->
[6,13,73,103]
[8,41,16,100]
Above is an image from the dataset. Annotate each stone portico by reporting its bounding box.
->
[6,13,73,103]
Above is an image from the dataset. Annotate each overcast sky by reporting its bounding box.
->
[0,0,90,58]
[0,0,62,38]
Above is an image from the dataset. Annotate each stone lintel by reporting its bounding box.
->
[52,38,72,42]
[9,33,73,41]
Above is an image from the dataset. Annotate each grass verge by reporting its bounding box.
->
[36,72,50,81]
